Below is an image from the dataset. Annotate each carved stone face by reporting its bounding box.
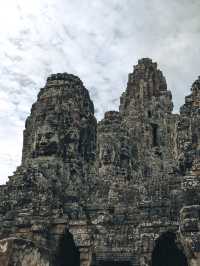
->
[100,142,116,165]
[180,206,200,233]
[120,139,130,160]
[33,125,59,157]
[58,128,80,160]
[192,158,200,176]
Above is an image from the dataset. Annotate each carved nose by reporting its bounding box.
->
[39,136,47,144]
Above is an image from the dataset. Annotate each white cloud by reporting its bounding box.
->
[0,0,200,183]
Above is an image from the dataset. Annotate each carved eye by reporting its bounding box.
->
[37,134,42,140]
[46,132,53,139]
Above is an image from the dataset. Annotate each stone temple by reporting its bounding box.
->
[0,58,200,266]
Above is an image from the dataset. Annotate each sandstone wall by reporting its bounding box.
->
[0,59,199,266]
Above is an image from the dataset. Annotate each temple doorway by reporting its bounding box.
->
[151,232,188,266]
[55,230,80,266]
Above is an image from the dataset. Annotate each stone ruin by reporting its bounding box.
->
[0,58,200,266]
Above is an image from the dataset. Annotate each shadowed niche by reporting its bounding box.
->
[151,232,188,266]
[55,230,80,266]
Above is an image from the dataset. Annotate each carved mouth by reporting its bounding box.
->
[103,155,110,161]
[35,142,58,156]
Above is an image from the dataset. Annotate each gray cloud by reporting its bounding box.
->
[0,0,200,183]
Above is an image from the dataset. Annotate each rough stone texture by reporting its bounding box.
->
[0,238,50,266]
[0,59,200,266]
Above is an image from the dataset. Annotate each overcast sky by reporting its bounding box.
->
[0,0,200,184]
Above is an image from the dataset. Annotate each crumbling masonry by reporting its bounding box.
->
[0,58,200,266]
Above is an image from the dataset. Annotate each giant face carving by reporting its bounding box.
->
[120,138,130,160]
[60,128,80,160]
[100,141,117,165]
[33,125,59,157]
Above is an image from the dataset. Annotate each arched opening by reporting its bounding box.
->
[55,230,80,266]
[151,232,188,266]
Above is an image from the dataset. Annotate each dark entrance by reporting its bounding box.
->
[151,232,188,266]
[55,230,80,266]
[99,261,131,266]
[151,123,158,147]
